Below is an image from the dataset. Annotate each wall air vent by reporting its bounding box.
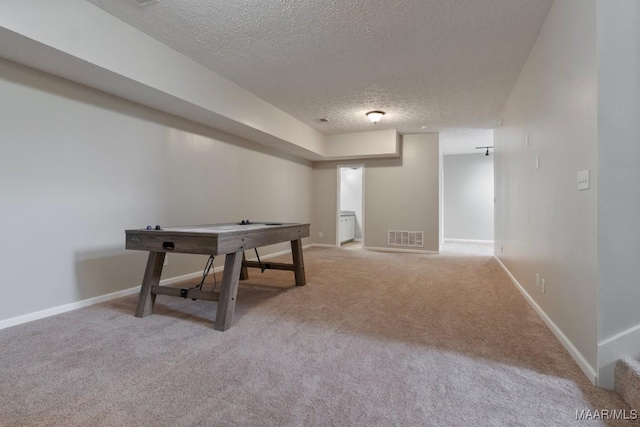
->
[388,231,424,247]
[131,0,158,6]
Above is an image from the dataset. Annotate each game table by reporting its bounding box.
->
[125,222,310,331]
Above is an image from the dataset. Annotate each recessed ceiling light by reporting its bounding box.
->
[131,0,158,6]
[421,126,428,129]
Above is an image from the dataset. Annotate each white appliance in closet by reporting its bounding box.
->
[340,211,356,243]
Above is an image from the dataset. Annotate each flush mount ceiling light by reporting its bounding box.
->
[366,110,385,124]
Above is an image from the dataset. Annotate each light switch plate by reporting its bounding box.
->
[577,169,590,191]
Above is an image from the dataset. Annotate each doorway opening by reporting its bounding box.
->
[441,151,494,255]
[337,165,364,249]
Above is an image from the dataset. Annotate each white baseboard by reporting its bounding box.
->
[365,246,439,254]
[161,271,207,286]
[0,286,140,331]
[309,243,338,248]
[598,323,640,389]
[494,256,597,385]
[0,270,204,331]
[0,247,309,331]
[248,247,297,261]
[444,238,495,244]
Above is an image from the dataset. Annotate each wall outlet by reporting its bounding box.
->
[163,255,168,266]
[500,246,504,254]
[318,231,323,238]
[536,273,540,287]
[525,134,530,147]
[541,278,546,294]
[536,156,540,169]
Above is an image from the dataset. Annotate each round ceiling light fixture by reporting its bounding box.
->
[366,110,385,124]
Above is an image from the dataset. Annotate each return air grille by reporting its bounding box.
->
[388,231,424,247]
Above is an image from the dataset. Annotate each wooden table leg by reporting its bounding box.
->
[291,239,306,286]
[134,251,165,318]
[240,251,248,280]
[214,251,244,331]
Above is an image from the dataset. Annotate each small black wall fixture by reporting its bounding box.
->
[475,146,493,156]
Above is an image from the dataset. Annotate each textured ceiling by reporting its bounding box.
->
[86,0,552,137]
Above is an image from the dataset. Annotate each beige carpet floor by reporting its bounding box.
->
[441,239,494,256]
[0,247,635,426]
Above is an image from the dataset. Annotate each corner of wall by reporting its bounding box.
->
[495,256,597,385]
[597,324,640,389]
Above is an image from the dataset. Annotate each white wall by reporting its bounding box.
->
[340,167,363,239]
[443,154,494,241]
[0,0,403,163]
[439,140,444,249]
[494,0,599,379]
[0,0,327,160]
[326,130,400,160]
[0,59,313,324]
[596,0,640,388]
[313,134,440,251]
